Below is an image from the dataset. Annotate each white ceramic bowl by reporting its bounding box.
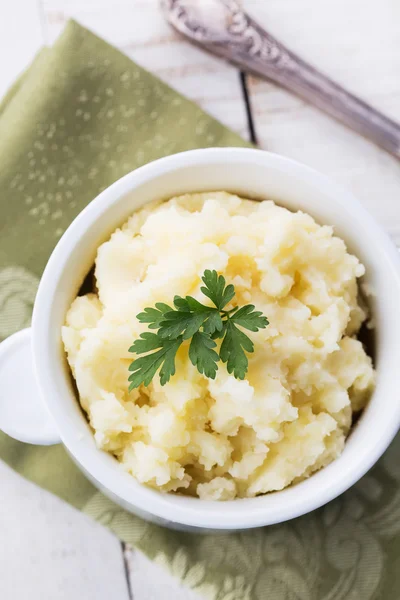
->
[1,148,400,531]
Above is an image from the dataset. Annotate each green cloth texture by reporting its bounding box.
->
[0,20,399,600]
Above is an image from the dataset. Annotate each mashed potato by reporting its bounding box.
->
[62,192,375,499]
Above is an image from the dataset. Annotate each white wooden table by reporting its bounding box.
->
[1,1,400,598]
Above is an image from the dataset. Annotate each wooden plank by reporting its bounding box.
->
[41,0,249,138]
[245,0,400,234]
[0,461,130,600]
[123,545,201,600]
[0,0,45,98]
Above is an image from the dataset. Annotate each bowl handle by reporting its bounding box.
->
[0,328,61,445]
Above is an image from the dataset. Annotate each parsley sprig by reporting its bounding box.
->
[128,270,268,389]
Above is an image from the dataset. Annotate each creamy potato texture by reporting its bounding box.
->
[62,192,375,499]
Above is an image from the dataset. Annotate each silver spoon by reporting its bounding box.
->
[162,0,400,158]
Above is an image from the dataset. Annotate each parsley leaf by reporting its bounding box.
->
[128,269,269,388]
[185,296,223,335]
[136,303,173,330]
[189,332,219,379]
[128,333,181,389]
[219,320,254,379]
[200,269,235,310]
[158,309,206,340]
[157,295,222,340]
[229,304,269,331]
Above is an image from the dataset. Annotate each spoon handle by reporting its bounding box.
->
[224,11,400,157]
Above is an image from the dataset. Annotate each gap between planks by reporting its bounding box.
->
[239,71,258,145]
[121,541,135,600]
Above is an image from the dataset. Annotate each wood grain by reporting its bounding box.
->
[0,0,44,97]
[124,545,202,599]
[0,461,130,600]
[245,0,400,234]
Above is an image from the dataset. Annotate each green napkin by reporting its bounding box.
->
[0,20,399,600]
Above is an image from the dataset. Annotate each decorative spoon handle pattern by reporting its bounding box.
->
[162,0,400,158]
